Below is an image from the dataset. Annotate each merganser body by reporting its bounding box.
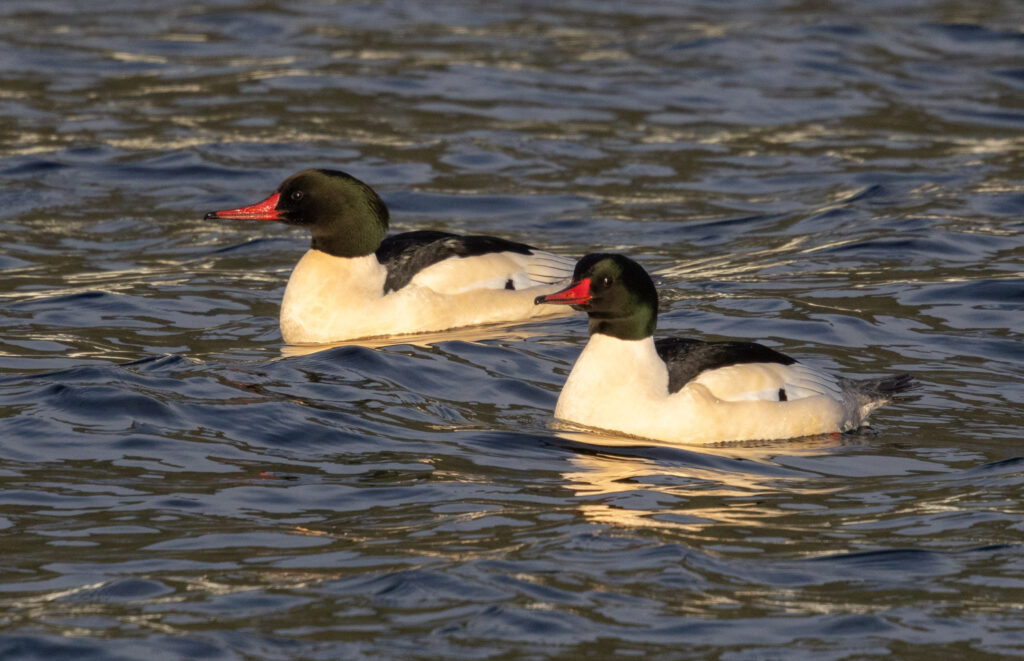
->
[206,169,575,344]
[536,253,917,445]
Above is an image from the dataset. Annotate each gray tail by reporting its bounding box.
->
[841,373,919,419]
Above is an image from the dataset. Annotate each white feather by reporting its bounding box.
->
[409,249,574,294]
[552,335,866,445]
[278,249,574,344]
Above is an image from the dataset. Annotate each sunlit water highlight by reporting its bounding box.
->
[0,1,1022,658]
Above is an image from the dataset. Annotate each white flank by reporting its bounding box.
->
[409,249,576,294]
[278,249,574,344]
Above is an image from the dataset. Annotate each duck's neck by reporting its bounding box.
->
[310,231,381,258]
[287,247,385,290]
[587,308,656,341]
[307,201,388,258]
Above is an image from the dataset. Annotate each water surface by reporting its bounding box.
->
[1,1,1022,658]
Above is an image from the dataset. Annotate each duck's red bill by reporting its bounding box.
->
[535,277,592,306]
[205,192,282,221]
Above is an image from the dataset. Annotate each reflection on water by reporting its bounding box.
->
[558,430,847,532]
[280,322,545,358]
[1,0,1022,657]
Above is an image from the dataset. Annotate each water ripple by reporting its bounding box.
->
[1,0,1022,657]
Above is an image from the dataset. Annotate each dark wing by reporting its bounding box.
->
[376,230,535,294]
[655,337,797,394]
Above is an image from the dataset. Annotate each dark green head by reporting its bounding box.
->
[535,253,658,340]
[205,169,390,257]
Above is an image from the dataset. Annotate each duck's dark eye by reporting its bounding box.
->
[290,190,304,202]
[601,276,613,287]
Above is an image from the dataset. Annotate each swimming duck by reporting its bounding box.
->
[205,169,576,344]
[535,253,917,444]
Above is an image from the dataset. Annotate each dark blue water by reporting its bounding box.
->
[1,1,1022,658]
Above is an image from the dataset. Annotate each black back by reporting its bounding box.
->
[376,230,535,294]
[655,337,797,394]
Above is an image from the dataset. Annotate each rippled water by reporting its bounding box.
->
[1,0,1022,658]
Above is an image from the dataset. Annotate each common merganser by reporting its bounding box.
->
[535,253,917,445]
[205,169,576,344]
